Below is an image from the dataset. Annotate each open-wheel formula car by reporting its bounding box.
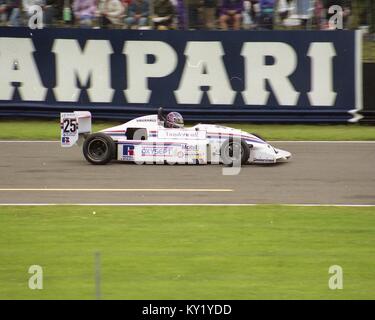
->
[60,108,291,165]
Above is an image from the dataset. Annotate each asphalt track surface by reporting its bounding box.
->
[0,141,374,205]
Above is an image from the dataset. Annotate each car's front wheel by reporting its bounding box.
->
[83,133,116,165]
[220,139,250,166]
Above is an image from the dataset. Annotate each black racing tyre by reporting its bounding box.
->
[220,139,250,166]
[83,133,116,165]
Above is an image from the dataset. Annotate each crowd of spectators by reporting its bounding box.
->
[0,0,371,31]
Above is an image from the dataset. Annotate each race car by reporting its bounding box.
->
[60,108,291,165]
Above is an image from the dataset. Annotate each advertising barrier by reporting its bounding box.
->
[0,27,363,123]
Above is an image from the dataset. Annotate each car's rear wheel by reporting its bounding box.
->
[220,139,250,166]
[83,133,116,165]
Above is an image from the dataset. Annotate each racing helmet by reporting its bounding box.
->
[165,112,184,128]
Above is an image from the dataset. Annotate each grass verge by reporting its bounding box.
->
[364,40,375,62]
[0,205,374,300]
[0,120,374,141]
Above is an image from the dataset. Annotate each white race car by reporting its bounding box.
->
[60,109,291,165]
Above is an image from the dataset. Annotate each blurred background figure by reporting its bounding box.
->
[0,1,6,25]
[277,0,289,22]
[62,0,74,25]
[202,0,217,30]
[258,0,275,30]
[120,0,131,16]
[219,0,243,30]
[72,0,97,27]
[153,0,175,29]
[243,0,261,29]
[279,0,315,29]
[43,0,57,26]
[185,0,201,29]
[125,0,149,29]
[98,0,125,28]
[0,0,21,26]
[249,0,260,26]
[295,0,314,29]
[174,0,187,30]
[312,0,324,29]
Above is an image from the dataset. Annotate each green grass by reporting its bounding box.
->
[364,40,375,62]
[226,123,375,141]
[0,120,374,141]
[0,205,374,300]
[0,120,114,141]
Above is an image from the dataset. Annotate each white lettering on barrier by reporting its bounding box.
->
[52,39,114,102]
[308,43,337,106]
[123,41,178,103]
[175,42,236,105]
[0,38,47,101]
[0,38,339,107]
[241,42,299,106]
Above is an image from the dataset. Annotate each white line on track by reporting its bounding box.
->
[0,141,58,143]
[0,140,375,144]
[0,203,374,207]
[270,141,375,144]
[0,188,233,192]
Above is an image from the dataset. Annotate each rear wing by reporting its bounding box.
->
[60,111,92,147]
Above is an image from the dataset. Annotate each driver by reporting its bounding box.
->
[165,112,184,128]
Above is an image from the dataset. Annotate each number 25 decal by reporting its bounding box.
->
[63,119,78,133]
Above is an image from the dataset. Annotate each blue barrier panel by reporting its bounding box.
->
[0,27,362,123]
